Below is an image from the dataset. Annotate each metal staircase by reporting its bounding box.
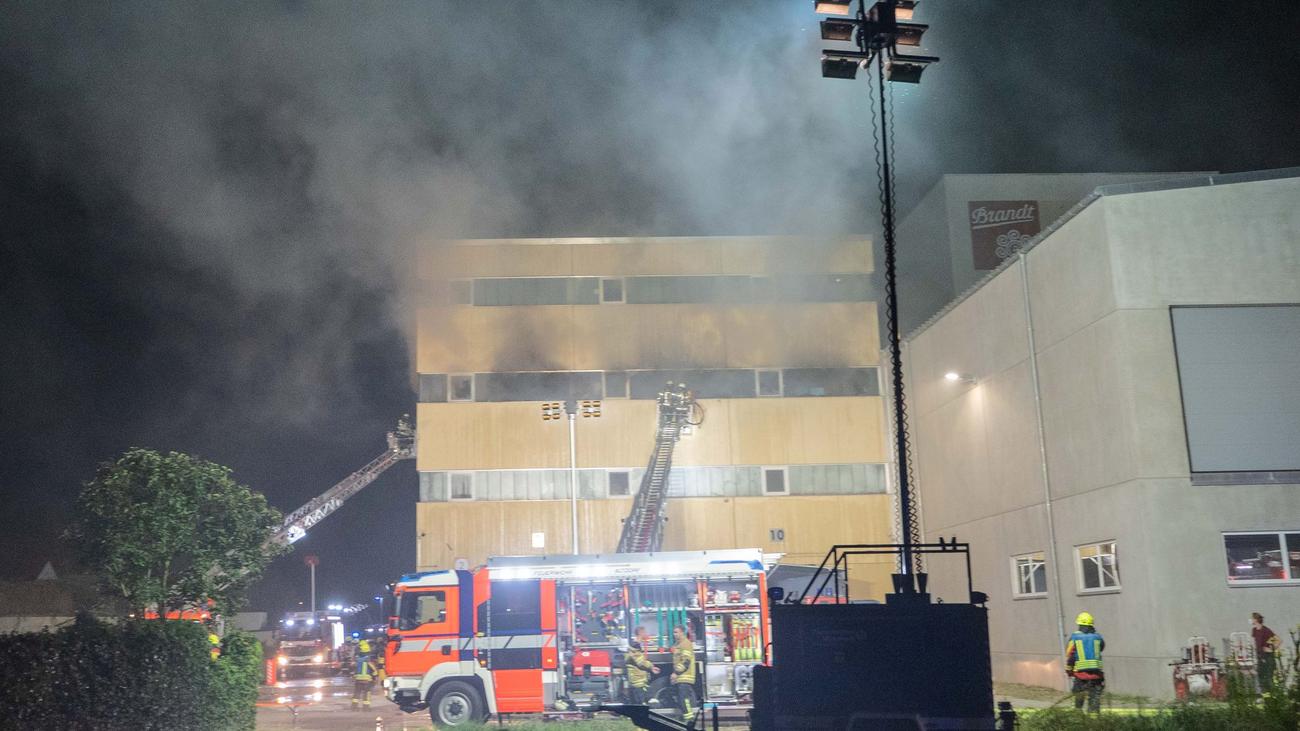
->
[616,384,697,553]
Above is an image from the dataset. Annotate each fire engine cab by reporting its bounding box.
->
[384,549,771,726]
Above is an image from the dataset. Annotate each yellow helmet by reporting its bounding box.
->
[358,639,372,653]
[1075,612,1095,627]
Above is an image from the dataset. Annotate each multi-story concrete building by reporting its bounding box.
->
[411,236,897,598]
[903,169,1300,698]
[894,172,1212,334]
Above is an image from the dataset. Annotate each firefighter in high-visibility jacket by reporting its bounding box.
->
[1065,612,1105,713]
[352,645,377,709]
[670,625,697,723]
[207,628,221,661]
[625,626,661,705]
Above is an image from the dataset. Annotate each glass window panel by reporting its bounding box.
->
[604,371,629,399]
[763,468,787,494]
[1077,542,1119,591]
[489,581,540,633]
[398,590,446,630]
[450,473,473,500]
[418,373,447,403]
[449,374,474,401]
[1081,556,1101,589]
[1224,533,1285,582]
[609,471,630,497]
[1286,534,1300,580]
[757,369,782,397]
[571,277,600,304]
[601,278,624,303]
[1012,553,1046,596]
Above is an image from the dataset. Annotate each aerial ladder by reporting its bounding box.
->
[616,383,700,553]
[270,416,416,546]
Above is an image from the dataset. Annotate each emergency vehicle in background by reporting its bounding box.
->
[384,549,772,726]
[274,611,346,679]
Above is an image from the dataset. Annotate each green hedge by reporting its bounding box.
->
[0,614,261,731]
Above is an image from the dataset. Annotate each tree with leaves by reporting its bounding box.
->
[68,449,286,616]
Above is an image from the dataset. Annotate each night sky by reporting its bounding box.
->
[2,1,1298,615]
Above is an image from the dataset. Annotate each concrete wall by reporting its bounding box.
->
[896,173,1212,335]
[905,172,1300,699]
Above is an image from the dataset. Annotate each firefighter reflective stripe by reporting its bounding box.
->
[672,639,696,684]
[626,646,654,688]
[1068,632,1104,671]
[399,633,555,653]
[354,659,375,681]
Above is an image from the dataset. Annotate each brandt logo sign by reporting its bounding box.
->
[968,200,1040,270]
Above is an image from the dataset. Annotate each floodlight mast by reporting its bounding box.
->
[815,0,938,588]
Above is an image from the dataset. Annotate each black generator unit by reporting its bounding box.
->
[751,542,996,731]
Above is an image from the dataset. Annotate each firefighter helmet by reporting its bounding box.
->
[1075,612,1095,627]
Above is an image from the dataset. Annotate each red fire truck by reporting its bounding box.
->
[384,549,771,726]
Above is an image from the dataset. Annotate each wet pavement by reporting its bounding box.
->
[256,674,426,730]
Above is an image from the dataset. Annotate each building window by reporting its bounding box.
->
[756,369,783,397]
[601,278,625,304]
[1224,531,1300,584]
[1011,552,1048,598]
[604,371,629,399]
[449,473,474,501]
[608,471,631,497]
[448,374,475,402]
[762,467,788,495]
[1076,541,1120,593]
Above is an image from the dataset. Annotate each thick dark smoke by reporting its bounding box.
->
[1,1,1297,611]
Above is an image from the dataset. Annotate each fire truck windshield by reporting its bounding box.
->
[397,590,447,630]
[279,623,324,642]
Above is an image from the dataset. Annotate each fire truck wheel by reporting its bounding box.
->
[428,681,484,727]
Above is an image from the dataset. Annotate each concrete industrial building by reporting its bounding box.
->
[895,172,1212,334]
[903,168,1300,698]
[411,236,897,598]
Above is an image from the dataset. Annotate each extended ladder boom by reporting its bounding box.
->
[270,417,416,546]
[616,384,698,553]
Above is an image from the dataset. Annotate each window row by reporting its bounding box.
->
[1009,531,1300,599]
[429,274,873,306]
[418,367,880,403]
[417,464,888,502]
[1010,541,1119,599]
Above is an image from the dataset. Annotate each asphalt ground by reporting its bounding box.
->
[256,674,425,731]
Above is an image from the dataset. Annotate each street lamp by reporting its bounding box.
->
[542,398,601,554]
[814,0,938,588]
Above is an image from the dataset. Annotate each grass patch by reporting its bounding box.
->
[995,681,1158,708]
